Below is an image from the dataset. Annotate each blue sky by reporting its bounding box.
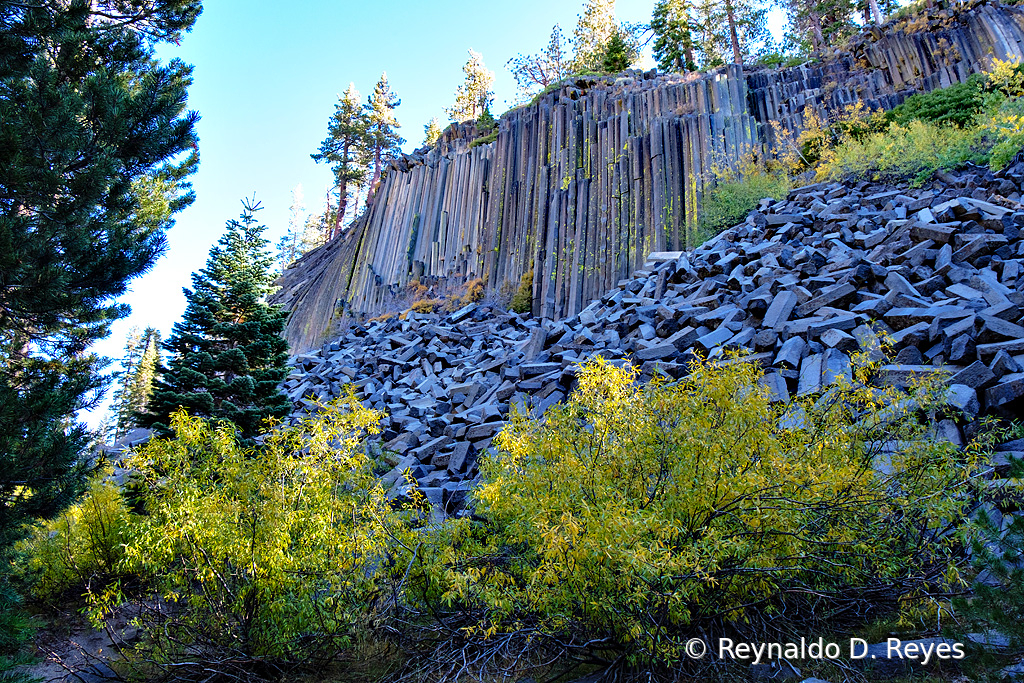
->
[85,0,784,428]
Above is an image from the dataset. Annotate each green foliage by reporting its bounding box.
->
[0,0,199,616]
[600,32,633,73]
[421,356,977,667]
[652,0,697,72]
[312,84,371,240]
[17,472,139,603]
[447,50,495,123]
[510,269,534,314]
[118,398,417,672]
[366,72,405,190]
[470,131,499,148]
[698,157,791,243]
[887,74,987,128]
[141,199,291,440]
[956,442,1024,661]
[110,327,162,440]
[476,107,496,134]
[423,117,443,146]
[0,580,35,677]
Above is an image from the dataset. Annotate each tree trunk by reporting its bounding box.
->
[724,0,742,65]
[333,180,348,241]
[808,8,826,54]
[868,0,883,24]
[683,28,696,71]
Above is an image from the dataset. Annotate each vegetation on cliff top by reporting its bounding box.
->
[698,58,1024,242]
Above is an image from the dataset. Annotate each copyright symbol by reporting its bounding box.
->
[685,637,707,659]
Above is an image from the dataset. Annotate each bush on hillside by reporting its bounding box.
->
[698,153,791,242]
[510,269,534,314]
[116,397,417,675]
[817,118,985,185]
[17,471,140,603]
[887,74,987,128]
[418,355,978,671]
[23,396,421,681]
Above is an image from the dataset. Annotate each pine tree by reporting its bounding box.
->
[446,50,495,122]
[0,0,199,560]
[424,117,443,146]
[651,0,698,72]
[110,327,161,439]
[784,0,855,53]
[140,198,290,440]
[571,0,619,73]
[690,0,766,67]
[601,31,634,73]
[507,25,569,99]
[311,84,370,241]
[365,72,405,194]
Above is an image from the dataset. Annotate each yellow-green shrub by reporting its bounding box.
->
[423,356,977,666]
[411,298,443,313]
[111,395,419,670]
[817,119,985,185]
[698,153,791,242]
[510,269,533,314]
[18,470,140,602]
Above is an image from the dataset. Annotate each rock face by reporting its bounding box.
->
[283,157,1024,516]
[274,1,1024,353]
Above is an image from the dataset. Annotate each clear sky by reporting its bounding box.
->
[84,0,782,429]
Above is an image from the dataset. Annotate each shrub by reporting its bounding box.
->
[980,96,1024,170]
[423,356,978,669]
[105,397,418,679]
[887,74,987,128]
[956,443,1024,666]
[411,298,443,313]
[18,470,140,603]
[697,154,791,242]
[462,277,486,304]
[817,119,985,185]
[510,269,533,314]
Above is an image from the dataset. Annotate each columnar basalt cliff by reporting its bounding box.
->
[274,0,1024,353]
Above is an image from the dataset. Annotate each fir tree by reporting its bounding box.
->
[366,73,405,195]
[0,0,200,561]
[141,198,290,440]
[601,31,634,73]
[651,0,698,72]
[424,117,443,146]
[784,0,855,53]
[110,327,161,439]
[446,50,495,122]
[312,84,370,240]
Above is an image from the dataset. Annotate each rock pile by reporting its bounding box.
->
[282,160,1024,516]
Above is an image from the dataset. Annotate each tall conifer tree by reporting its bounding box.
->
[110,327,161,439]
[447,50,495,122]
[366,72,405,194]
[141,198,290,439]
[652,0,697,72]
[312,84,370,240]
[0,0,200,559]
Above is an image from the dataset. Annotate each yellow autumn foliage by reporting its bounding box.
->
[423,355,978,665]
